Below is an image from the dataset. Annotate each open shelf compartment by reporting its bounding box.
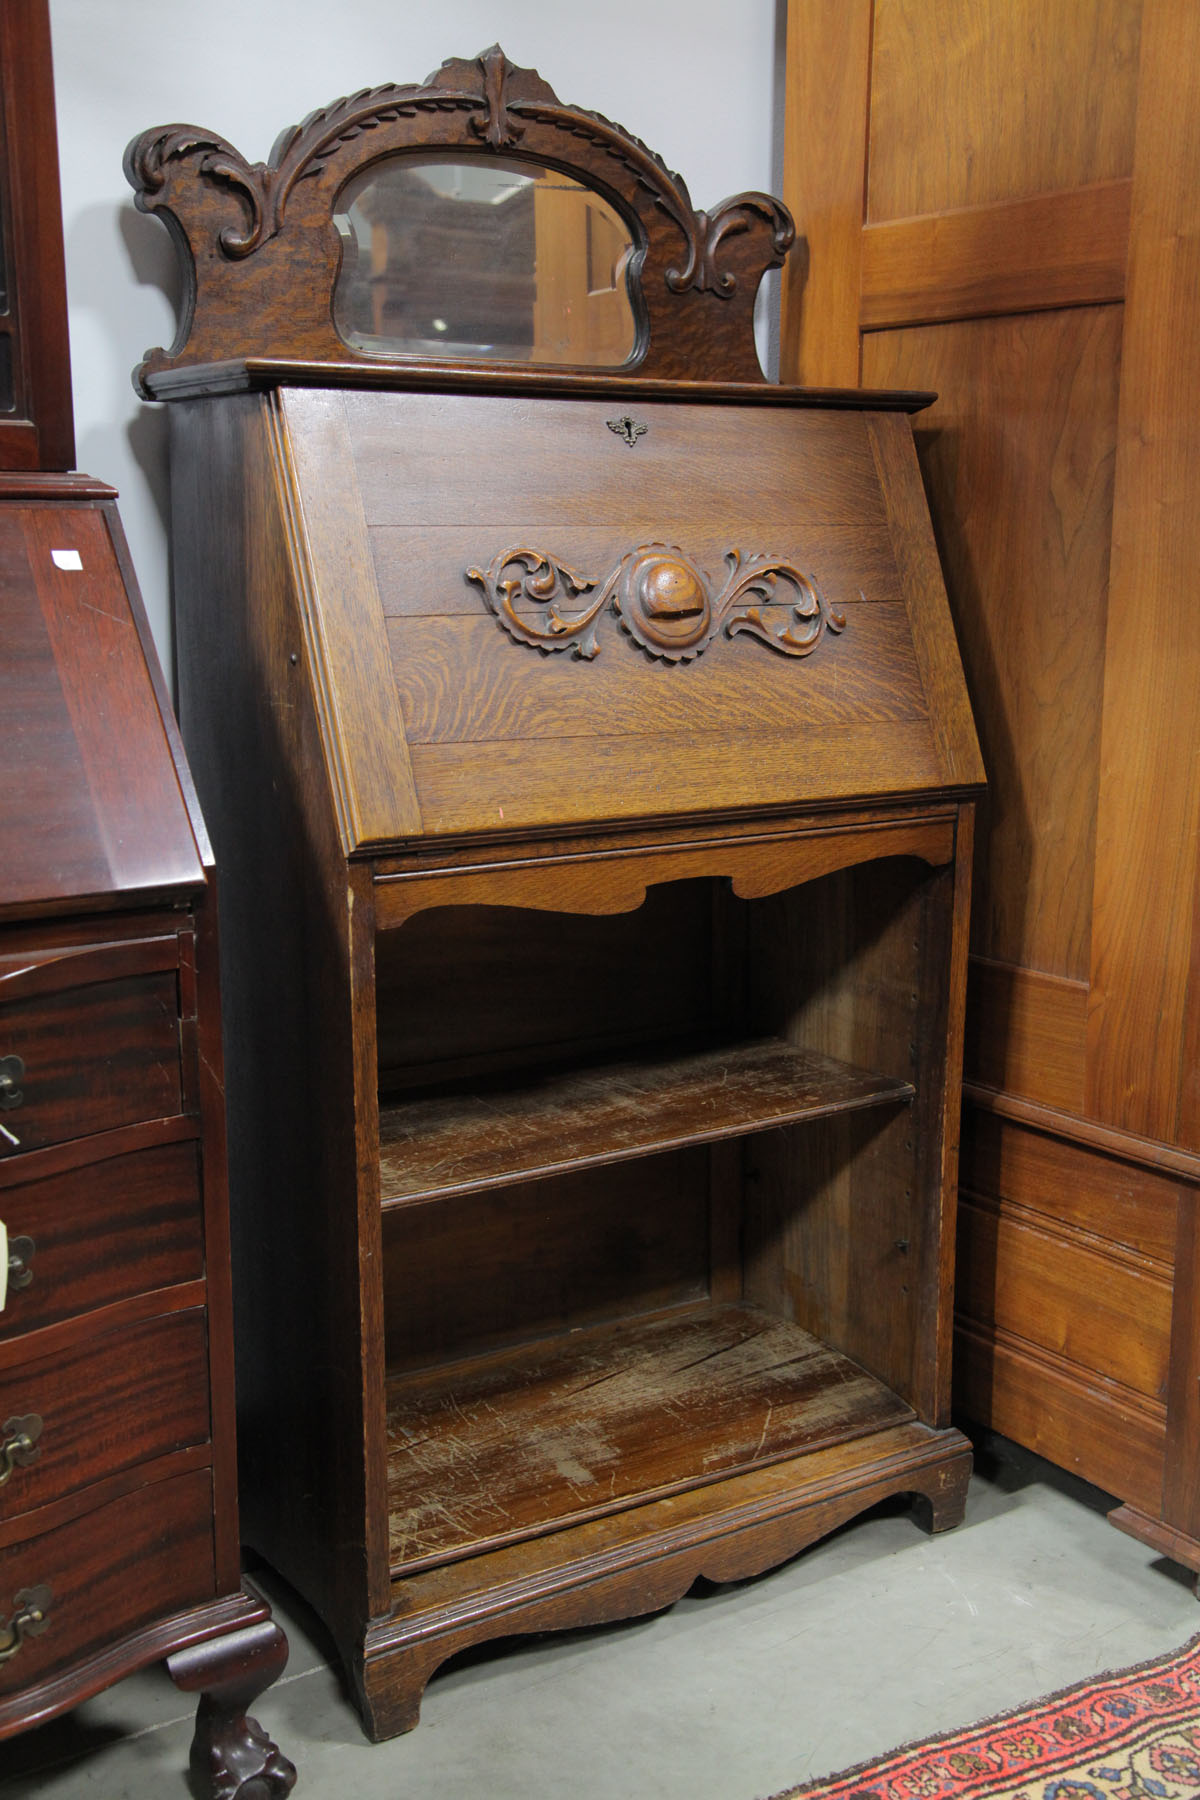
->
[385,1300,916,1575]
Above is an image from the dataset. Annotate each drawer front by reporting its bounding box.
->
[0,1138,203,1341]
[0,968,182,1160]
[0,1468,214,1702]
[0,1311,210,1520]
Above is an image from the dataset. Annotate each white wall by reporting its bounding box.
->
[48,1,784,675]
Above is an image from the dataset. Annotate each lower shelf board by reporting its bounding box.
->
[365,1412,971,1738]
[386,1303,915,1575]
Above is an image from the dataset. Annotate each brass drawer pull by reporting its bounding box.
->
[0,1056,24,1148]
[6,1235,34,1292]
[0,1055,24,1112]
[0,1414,42,1486]
[0,1585,52,1664]
[0,1224,34,1312]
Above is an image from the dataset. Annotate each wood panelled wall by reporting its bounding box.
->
[781,0,1200,1569]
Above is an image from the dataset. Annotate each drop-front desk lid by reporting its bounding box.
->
[248,378,984,852]
[0,475,206,914]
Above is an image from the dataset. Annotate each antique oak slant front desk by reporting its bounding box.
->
[127,48,985,1739]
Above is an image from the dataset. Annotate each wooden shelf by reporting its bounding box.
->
[378,1037,914,1206]
[386,1302,915,1574]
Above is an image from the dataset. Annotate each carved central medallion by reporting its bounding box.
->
[465,543,847,663]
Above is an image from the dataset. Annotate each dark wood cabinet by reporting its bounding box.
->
[0,477,294,1796]
[128,47,985,1739]
[1,11,293,1787]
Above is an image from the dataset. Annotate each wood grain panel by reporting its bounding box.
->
[0,1134,202,1340]
[0,1,75,471]
[956,1196,1170,1399]
[0,1469,214,1699]
[409,723,944,837]
[863,307,1120,979]
[961,1105,1179,1265]
[1182,858,1200,1149]
[954,1318,1164,1513]
[378,1040,913,1206]
[15,508,202,904]
[964,958,1087,1113]
[867,0,1142,221]
[371,523,901,617]
[345,393,889,533]
[743,857,948,1416]
[0,514,109,902]
[0,1311,210,1518]
[375,884,713,1090]
[385,1306,914,1573]
[865,414,984,790]
[388,605,925,747]
[382,1155,711,1373]
[0,968,182,1159]
[779,0,872,386]
[1086,0,1200,1143]
[273,388,421,847]
[375,820,956,934]
[1159,1185,1200,1535]
[860,181,1132,329]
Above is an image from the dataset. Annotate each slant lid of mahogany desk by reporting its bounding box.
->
[0,481,205,913]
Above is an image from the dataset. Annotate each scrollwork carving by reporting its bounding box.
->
[679,196,796,298]
[124,45,795,388]
[466,548,609,659]
[466,544,847,663]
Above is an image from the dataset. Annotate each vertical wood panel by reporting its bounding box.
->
[867,0,1142,221]
[784,0,1200,1554]
[964,960,1088,1114]
[779,0,871,386]
[1181,866,1200,1150]
[863,308,1119,981]
[1086,0,1200,1142]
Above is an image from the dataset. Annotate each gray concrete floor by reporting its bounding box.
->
[4,1431,1198,1798]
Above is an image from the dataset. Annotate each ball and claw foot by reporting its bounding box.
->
[189,1694,297,1800]
[168,1616,297,1800]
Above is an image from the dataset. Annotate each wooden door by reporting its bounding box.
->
[780,0,1200,1566]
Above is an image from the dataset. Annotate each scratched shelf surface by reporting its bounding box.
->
[386,1302,915,1573]
[377,1036,914,1206]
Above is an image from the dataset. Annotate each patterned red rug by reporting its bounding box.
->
[770,1635,1200,1800]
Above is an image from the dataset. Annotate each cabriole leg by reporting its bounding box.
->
[167,1617,296,1799]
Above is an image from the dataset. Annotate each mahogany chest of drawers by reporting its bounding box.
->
[0,476,293,1797]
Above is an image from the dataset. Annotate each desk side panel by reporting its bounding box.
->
[168,394,390,1637]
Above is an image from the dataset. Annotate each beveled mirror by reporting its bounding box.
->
[333,154,637,367]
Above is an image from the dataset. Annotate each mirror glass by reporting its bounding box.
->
[333,155,637,366]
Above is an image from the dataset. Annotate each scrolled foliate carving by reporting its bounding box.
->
[124,45,794,389]
[466,548,611,660]
[466,544,847,664]
[680,196,796,298]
